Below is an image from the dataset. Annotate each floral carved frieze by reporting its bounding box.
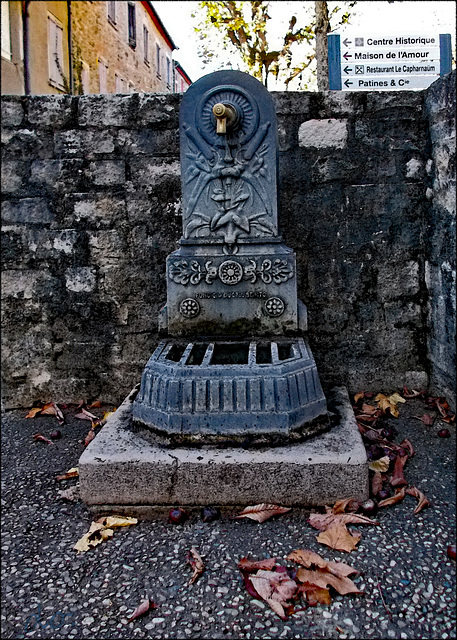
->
[168,258,294,287]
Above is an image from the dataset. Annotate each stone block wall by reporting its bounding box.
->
[1,75,455,408]
[424,72,456,408]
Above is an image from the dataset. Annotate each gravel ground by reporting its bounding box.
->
[1,394,455,640]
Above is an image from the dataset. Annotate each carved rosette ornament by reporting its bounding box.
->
[265,297,285,317]
[179,298,200,318]
[218,260,243,285]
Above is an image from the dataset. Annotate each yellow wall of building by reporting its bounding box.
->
[71,1,174,94]
[27,1,71,94]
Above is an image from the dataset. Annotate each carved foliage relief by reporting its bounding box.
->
[181,86,278,250]
[169,258,294,287]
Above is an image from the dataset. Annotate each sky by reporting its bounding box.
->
[152,0,456,88]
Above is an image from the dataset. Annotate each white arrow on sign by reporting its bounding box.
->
[341,60,440,76]
[341,34,440,49]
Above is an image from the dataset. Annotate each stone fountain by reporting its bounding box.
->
[79,71,368,512]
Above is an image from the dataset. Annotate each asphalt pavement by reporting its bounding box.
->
[1,393,455,640]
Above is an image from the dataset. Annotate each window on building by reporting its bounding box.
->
[47,14,65,88]
[143,25,149,64]
[81,61,90,94]
[107,1,116,25]
[128,3,136,48]
[156,44,161,77]
[166,57,171,87]
[98,58,108,93]
[1,1,12,60]
[115,73,126,93]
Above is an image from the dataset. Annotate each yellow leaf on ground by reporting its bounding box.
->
[375,393,399,417]
[368,455,390,473]
[388,392,406,404]
[317,523,361,552]
[74,516,137,552]
[97,516,138,528]
[73,522,106,552]
[25,407,43,418]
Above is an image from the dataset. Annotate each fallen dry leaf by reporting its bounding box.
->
[126,598,157,623]
[55,467,79,481]
[388,392,406,405]
[402,386,422,398]
[375,394,399,418]
[33,433,54,445]
[354,391,365,403]
[316,523,361,553]
[41,402,65,424]
[406,486,430,514]
[295,567,363,596]
[368,455,390,473]
[101,410,115,423]
[308,512,378,532]
[399,439,415,457]
[89,400,102,408]
[378,486,407,508]
[413,414,435,426]
[187,547,205,585]
[332,497,359,514]
[96,516,138,528]
[287,549,358,579]
[26,406,43,418]
[299,582,332,605]
[371,472,383,496]
[390,455,409,488]
[235,504,291,523]
[361,403,377,415]
[74,516,137,553]
[238,557,278,573]
[249,569,297,619]
[84,427,96,446]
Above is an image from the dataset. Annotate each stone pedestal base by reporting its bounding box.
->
[79,386,368,515]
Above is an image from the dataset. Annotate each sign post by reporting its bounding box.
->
[328,33,452,91]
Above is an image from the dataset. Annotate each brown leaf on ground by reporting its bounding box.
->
[388,392,406,405]
[26,407,43,418]
[186,547,205,585]
[298,582,332,605]
[331,497,359,514]
[371,472,383,496]
[378,486,407,508]
[406,486,430,514]
[413,414,435,426]
[287,549,358,578]
[390,455,409,488]
[33,433,54,445]
[375,394,400,417]
[295,567,363,596]
[402,386,422,398]
[399,439,415,457]
[84,427,96,446]
[238,557,278,573]
[368,456,390,473]
[249,569,297,619]
[354,391,365,403]
[126,598,157,623]
[308,512,378,532]
[316,523,361,552]
[89,400,102,408]
[55,467,79,481]
[361,403,377,415]
[235,504,291,523]
[41,402,65,424]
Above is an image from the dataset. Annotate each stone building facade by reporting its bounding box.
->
[1,72,455,409]
[1,1,191,96]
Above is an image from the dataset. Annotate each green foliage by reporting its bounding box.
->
[194,1,356,89]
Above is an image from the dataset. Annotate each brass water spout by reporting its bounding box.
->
[212,102,237,135]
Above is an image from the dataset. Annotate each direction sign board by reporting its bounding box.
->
[328,33,452,91]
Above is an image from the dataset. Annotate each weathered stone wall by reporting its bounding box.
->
[1,75,455,408]
[424,72,456,408]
